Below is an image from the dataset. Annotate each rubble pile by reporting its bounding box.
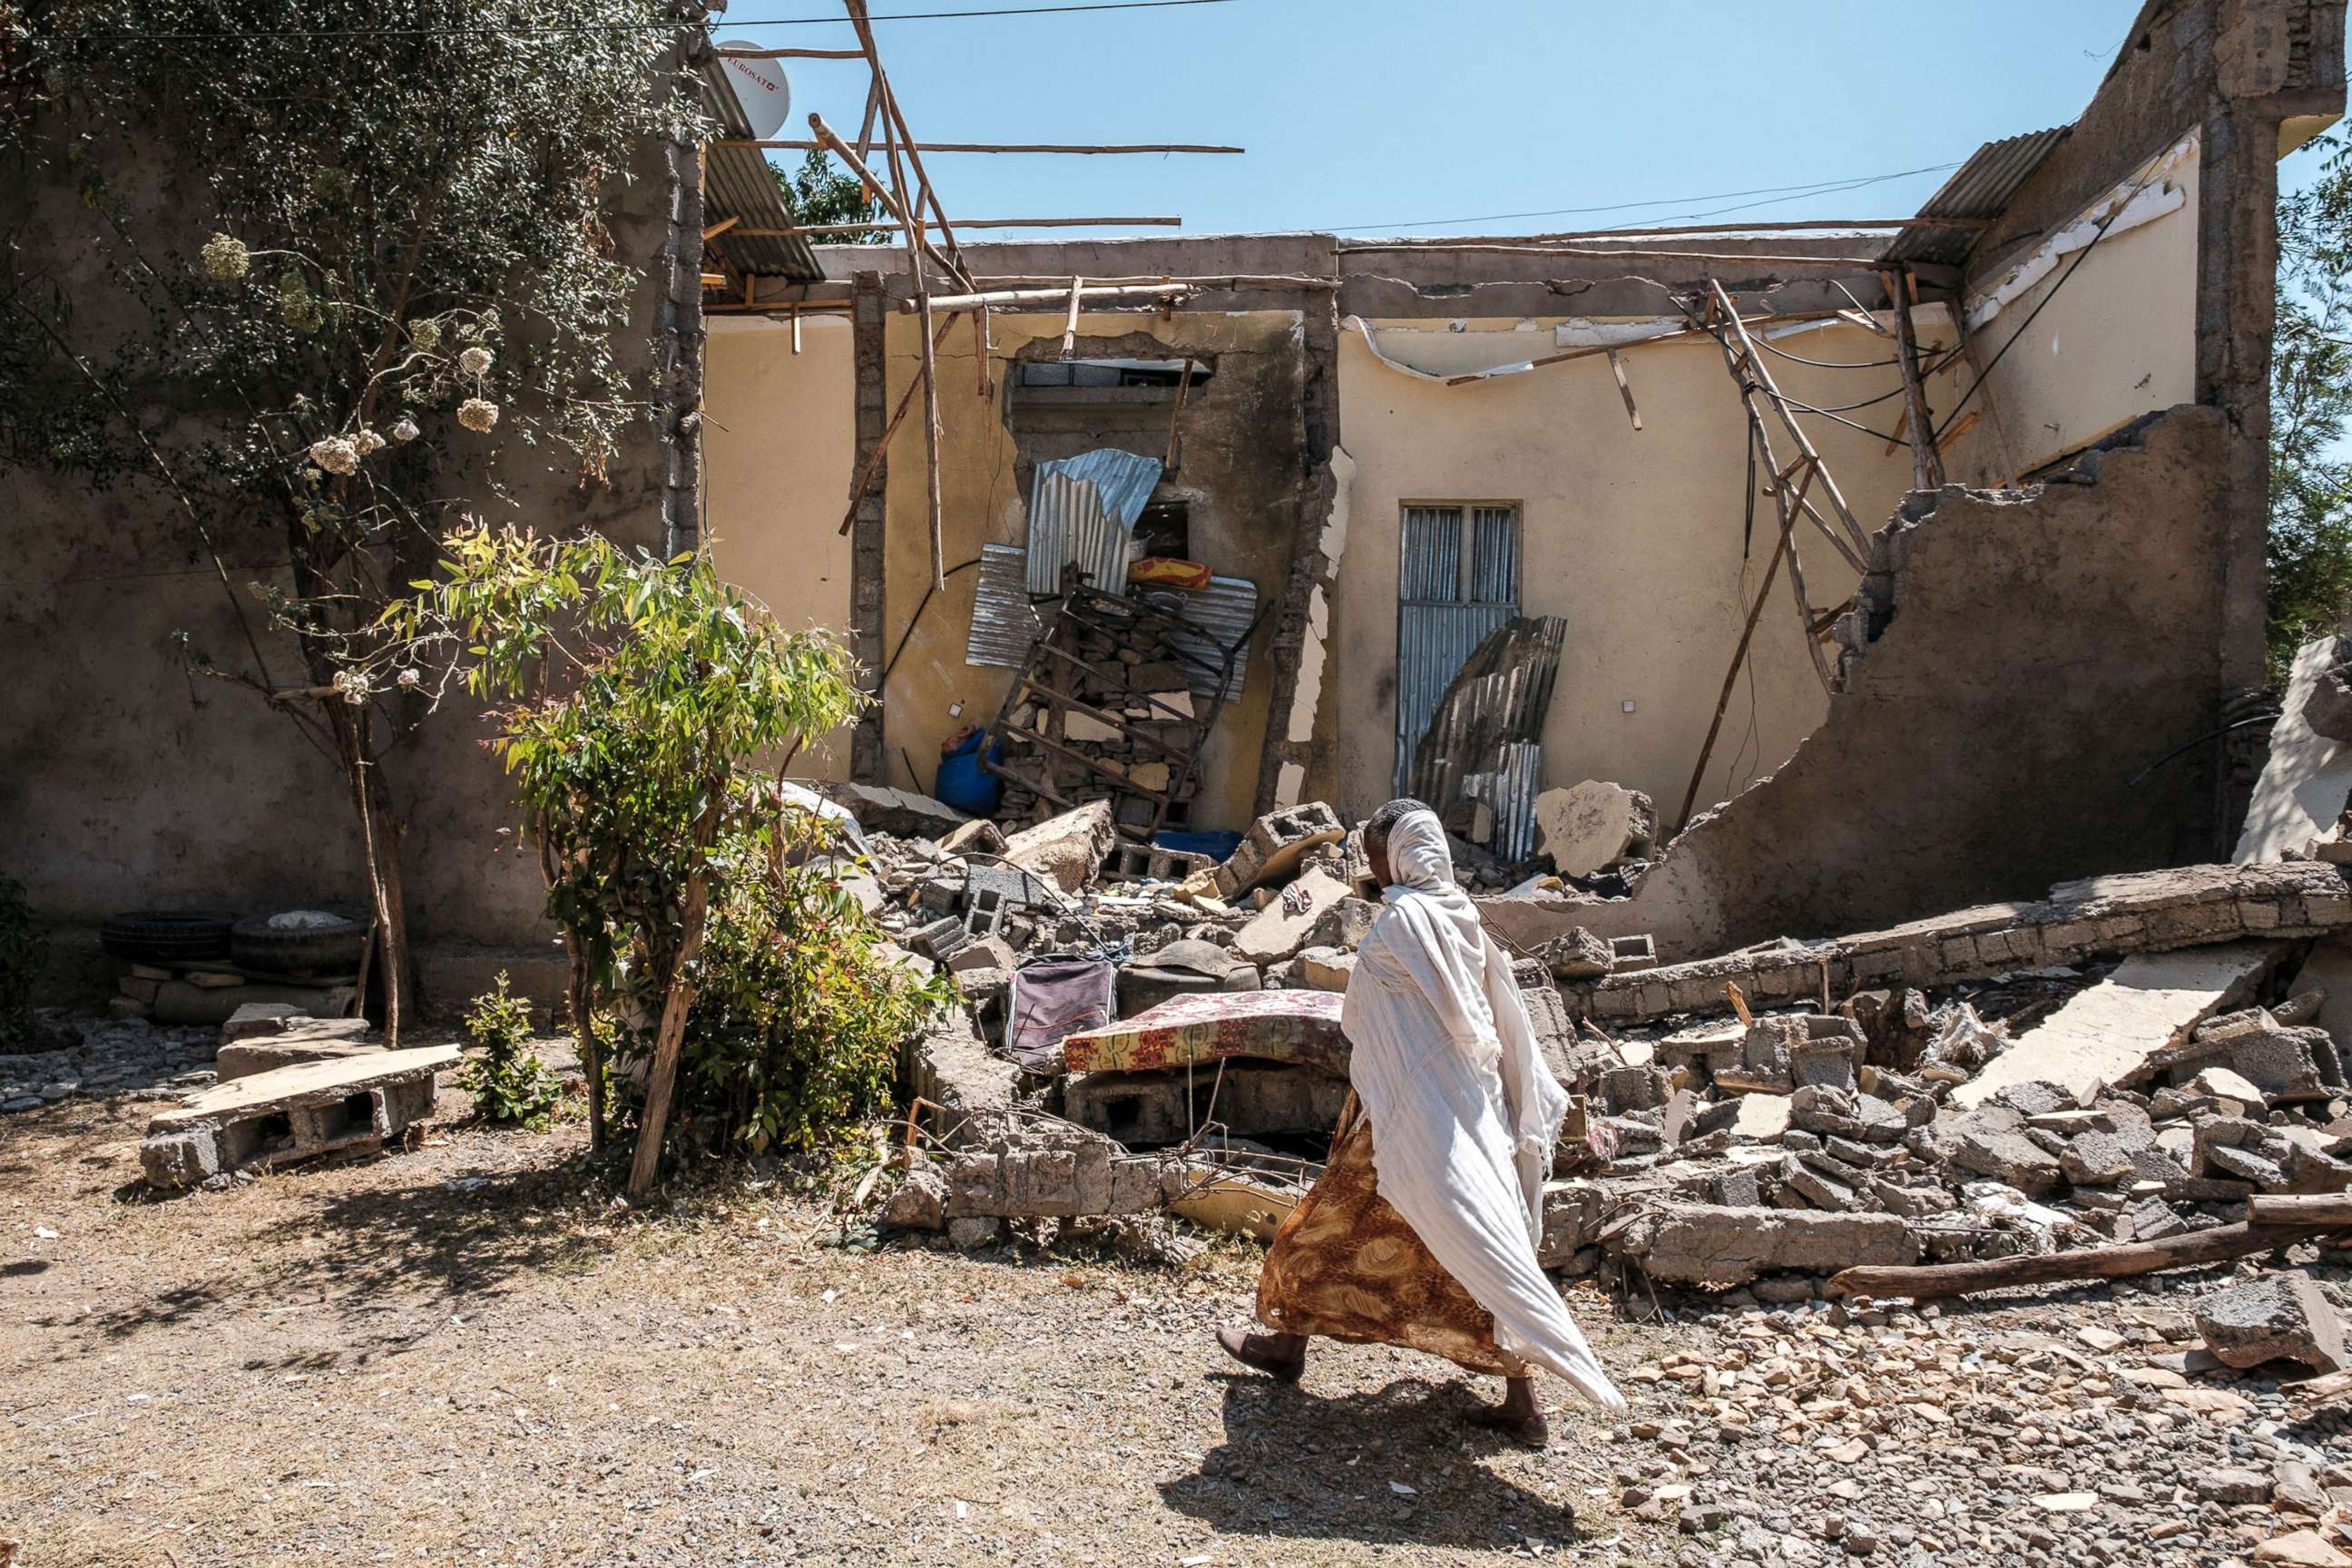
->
[834,772,2349,1325]
[0,1014,218,1112]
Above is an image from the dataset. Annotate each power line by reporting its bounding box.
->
[49,0,1236,43]
[1311,161,1961,236]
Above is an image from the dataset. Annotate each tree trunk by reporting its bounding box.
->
[568,927,603,1152]
[626,795,726,1198]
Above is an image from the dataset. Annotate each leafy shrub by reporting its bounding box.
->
[0,877,44,1050]
[457,972,562,1129]
[625,812,953,1161]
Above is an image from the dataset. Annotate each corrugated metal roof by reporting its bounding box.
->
[1024,448,1164,595]
[697,58,824,283]
[1883,126,2068,268]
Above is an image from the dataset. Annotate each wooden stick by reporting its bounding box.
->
[1675,442,1796,832]
[872,92,949,594]
[2249,1194,2352,1226]
[1881,268,1943,491]
[1935,408,1982,453]
[1830,1218,2342,1300]
[1605,348,1642,430]
[1708,279,1873,560]
[718,44,867,58]
[975,303,992,398]
[909,282,1189,314]
[1164,355,1195,468]
[853,76,882,188]
[626,799,724,1199]
[740,215,1182,237]
[805,113,960,285]
[836,309,962,536]
[844,2,965,279]
[712,139,1246,155]
[1059,274,1083,359]
[701,215,740,241]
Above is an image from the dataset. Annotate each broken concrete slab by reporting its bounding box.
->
[216,1019,380,1081]
[1229,867,1351,966]
[904,1014,1022,1150]
[141,1045,456,1189]
[2194,1271,2346,1373]
[1218,802,1345,897]
[1001,800,1117,895]
[1060,989,1348,1077]
[152,980,357,1028]
[818,780,971,840]
[1535,779,1655,878]
[2237,635,2352,864]
[220,1002,318,1042]
[1565,862,2348,1027]
[1951,941,2284,1111]
[1294,946,1356,992]
[1620,1203,1918,1286]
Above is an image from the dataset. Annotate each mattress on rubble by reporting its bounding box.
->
[1059,988,1348,1076]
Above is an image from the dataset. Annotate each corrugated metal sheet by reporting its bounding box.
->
[697,60,824,282]
[1024,448,1164,594]
[965,544,1047,669]
[968,541,1257,704]
[1150,573,1258,705]
[1396,505,1522,795]
[1406,617,1569,858]
[1462,741,1543,863]
[1884,126,2068,268]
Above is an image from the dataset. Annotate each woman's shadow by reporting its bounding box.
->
[1158,1370,1592,1551]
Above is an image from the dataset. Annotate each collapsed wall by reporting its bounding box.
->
[1581,405,2232,960]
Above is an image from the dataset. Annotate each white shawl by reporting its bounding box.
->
[1340,810,1624,1409]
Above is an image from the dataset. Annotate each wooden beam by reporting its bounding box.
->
[1058,275,1083,359]
[1935,407,1982,453]
[1829,1217,2347,1300]
[698,271,727,287]
[734,215,1182,238]
[1605,348,1642,430]
[713,44,866,58]
[906,282,1189,314]
[806,112,961,287]
[1337,242,1894,267]
[701,215,740,241]
[710,138,1246,155]
[1881,267,1944,491]
[1947,299,2024,488]
[844,1,965,279]
[835,309,961,534]
[1675,436,1798,832]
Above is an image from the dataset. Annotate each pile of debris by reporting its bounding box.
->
[828,772,2349,1324]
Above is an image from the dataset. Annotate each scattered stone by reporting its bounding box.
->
[2194,1271,2347,1373]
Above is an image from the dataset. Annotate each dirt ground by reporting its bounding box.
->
[0,1053,1677,1568]
[8,1048,2347,1568]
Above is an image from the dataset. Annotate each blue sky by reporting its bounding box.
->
[714,0,2185,240]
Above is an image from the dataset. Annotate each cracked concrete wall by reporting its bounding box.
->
[1576,407,2232,960]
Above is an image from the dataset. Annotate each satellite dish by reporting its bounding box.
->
[714,39,792,141]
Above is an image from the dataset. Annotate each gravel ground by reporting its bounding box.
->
[2,1050,2346,1567]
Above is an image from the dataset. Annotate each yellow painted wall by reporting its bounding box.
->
[1331,317,1942,826]
[1946,142,2200,484]
[877,308,1304,830]
[702,314,857,781]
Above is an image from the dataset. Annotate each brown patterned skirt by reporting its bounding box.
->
[1255,1093,1523,1377]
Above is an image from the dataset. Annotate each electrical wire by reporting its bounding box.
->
[51,0,1238,43]
[1303,161,1963,237]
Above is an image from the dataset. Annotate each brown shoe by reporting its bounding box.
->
[1464,1403,1551,1449]
[1215,1328,1306,1382]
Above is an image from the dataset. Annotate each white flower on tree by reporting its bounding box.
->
[459,345,494,377]
[309,436,360,475]
[199,232,249,281]
[457,397,500,433]
[390,416,421,444]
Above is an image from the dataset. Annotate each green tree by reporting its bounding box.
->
[2270,129,2352,682]
[774,150,888,241]
[0,0,697,1039]
[391,527,917,1193]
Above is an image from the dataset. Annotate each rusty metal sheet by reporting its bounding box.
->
[1024,448,1164,594]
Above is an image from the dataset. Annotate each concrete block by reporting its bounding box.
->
[140,1045,455,1188]
[217,1020,380,1080]
[2195,1271,2346,1372]
[1534,780,1655,877]
[1622,1203,1918,1285]
[1230,868,1351,966]
[1001,800,1117,894]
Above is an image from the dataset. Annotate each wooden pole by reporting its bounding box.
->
[711,138,1246,155]
[626,798,724,1199]
[1605,348,1642,430]
[844,1,966,279]
[1059,275,1084,359]
[2249,1193,2352,1227]
[1707,279,1874,561]
[836,309,962,536]
[1881,268,1944,491]
[1163,355,1195,469]
[805,113,960,285]
[911,282,1190,314]
[1675,436,1797,832]
[1829,1216,2347,1300]
[717,44,867,58]
[877,103,949,594]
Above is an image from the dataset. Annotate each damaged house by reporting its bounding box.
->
[7,0,2351,1304]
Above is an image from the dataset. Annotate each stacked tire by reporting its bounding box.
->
[100,911,234,966]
